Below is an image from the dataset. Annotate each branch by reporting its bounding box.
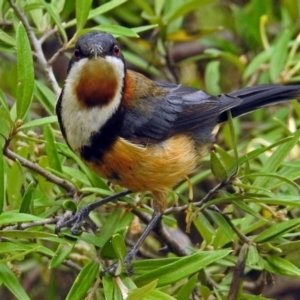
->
[8,0,61,96]
[4,148,76,194]
[132,208,188,257]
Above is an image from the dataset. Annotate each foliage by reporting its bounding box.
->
[1,0,300,299]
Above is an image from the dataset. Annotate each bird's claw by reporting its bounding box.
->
[101,257,134,277]
[55,206,95,235]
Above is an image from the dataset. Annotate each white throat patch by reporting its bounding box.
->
[60,56,125,153]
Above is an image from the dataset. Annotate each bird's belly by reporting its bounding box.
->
[83,135,204,192]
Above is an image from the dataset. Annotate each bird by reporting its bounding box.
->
[56,31,300,272]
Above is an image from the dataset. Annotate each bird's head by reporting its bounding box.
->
[65,31,126,108]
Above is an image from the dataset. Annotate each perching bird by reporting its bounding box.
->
[56,31,300,270]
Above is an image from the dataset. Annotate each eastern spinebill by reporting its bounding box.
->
[56,31,300,268]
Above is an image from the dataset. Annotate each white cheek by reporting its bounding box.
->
[60,56,125,153]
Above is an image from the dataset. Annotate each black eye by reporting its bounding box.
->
[73,49,81,59]
[112,45,120,56]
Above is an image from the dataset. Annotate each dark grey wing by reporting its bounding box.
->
[121,82,242,142]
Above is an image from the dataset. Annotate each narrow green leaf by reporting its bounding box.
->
[0,30,15,46]
[278,240,300,255]
[211,151,228,181]
[253,129,300,187]
[41,0,68,42]
[0,212,43,225]
[254,218,300,243]
[19,182,34,213]
[0,263,30,300]
[205,60,221,95]
[0,88,10,113]
[66,261,99,300]
[0,242,54,256]
[243,49,271,81]
[133,0,154,15]
[86,24,139,37]
[241,172,300,192]
[207,210,234,241]
[19,116,58,130]
[50,240,75,268]
[0,230,59,240]
[0,138,4,213]
[103,274,116,300]
[177,274,197,300]
[65,0,127,28]
[44,124,62,172]
[112,234,127,263]
[34,80,56,115]
[76,0,92,30]
[269,29,292,82]
[135,249,230,287]
[266,255,300,276]
[145,290,176,300]
[16,23,34,120]
[164,0,214,23]
[131,25,158,33]
[247,245,260,267]
[127,280,158,300]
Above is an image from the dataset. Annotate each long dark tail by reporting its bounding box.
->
[218,84,300,123]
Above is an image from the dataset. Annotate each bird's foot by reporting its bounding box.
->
[101,249,137,276]
[55,205,95,235]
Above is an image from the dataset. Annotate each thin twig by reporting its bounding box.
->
[4,148,76,194]
[165,180,229,215]
[209,205,252,245]
[8,0,60,96]
[39,28,58,45]
[3,217,59,231]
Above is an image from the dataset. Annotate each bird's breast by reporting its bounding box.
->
[82,134,203,192]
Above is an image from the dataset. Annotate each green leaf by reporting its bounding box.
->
[102,273,123,300]
[0,242,54,256]
[44,124,62,172]
[76,0,92,31]
[134,249,230,287]
[112,234,127,263]
[49,240,76,268]
[19,182,34,213]
[127,280,158,300]
[34,80,56,115]
[0,139,4,213]
[207,210,234,242]
[0,212,43,225]
[164,0,214,23]
[65,0,127,28]
[243,49,271,81]
[41,0,68,42]
[84,24,139,37]
[19,116,58,130]
[65,261,99,300]
[177,274,197,300]
[266,255,300,276]
[247,245,260,267]
[16,23,34,120]
[0,30,15,46]
[144,290,176,300]
[205,60,221,95]
[241,172,300,192]
[253,129,300,187]
[254,218,300,243]
[269,29,293,82]
[0,263,30,300]
[210,151,228,181]
[277,240,300,255]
